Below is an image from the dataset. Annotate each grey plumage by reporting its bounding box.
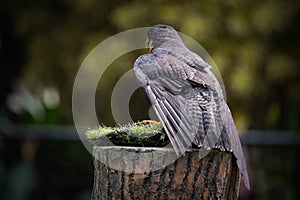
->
[134,24,250,190]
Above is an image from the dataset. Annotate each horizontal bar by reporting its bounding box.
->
[1,125,300,145]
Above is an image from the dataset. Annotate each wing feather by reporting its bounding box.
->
[134,53,220,156]
[134,48,249,190]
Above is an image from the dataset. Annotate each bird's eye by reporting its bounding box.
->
[157,25,169,29]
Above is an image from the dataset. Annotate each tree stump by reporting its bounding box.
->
[91,146,240,200]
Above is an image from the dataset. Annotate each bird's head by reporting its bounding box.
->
[147,24,185,51]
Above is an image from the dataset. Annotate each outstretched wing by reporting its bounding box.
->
[134,51,250,189]
[134,52,224,156]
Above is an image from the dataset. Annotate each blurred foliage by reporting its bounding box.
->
[1,0,300,131]
[247,146,299,199]
[0,139,93,200]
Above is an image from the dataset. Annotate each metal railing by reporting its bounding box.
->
[1,124,300,145]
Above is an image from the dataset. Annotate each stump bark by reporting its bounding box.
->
[91,146,240,200]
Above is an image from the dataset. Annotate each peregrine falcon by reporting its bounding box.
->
[134,24,250,189]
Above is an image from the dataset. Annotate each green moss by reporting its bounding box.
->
[85,121,169,147]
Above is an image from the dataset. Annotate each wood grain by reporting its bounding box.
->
[92,146,240,200]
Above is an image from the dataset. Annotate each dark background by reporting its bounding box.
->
[1,0,300,199]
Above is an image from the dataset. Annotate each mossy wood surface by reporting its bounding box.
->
[86,122,169,147]
[91,147,240,200]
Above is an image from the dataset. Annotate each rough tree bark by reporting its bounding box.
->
[91,146,240,200]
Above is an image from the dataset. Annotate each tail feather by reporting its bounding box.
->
[221,101,250,190]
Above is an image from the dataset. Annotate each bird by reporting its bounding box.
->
[133,24,250,190]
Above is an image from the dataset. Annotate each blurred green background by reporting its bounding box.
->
[1,0,300,199]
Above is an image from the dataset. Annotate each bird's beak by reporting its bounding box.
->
[146,38,153,52]
[149,41,153,52]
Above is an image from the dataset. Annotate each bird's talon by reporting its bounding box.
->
[142,120,161,126]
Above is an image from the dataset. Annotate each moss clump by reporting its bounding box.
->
[86,121,169,147]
